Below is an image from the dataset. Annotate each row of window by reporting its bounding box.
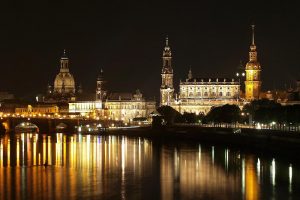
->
[181,86,239,91]
[106,105,145,109]
[182,91,237,97]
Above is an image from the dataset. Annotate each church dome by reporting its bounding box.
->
[54,72,75,93]
[53,50,76,94]
[246,61,261,70]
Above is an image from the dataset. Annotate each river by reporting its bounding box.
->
[0,133,299,199]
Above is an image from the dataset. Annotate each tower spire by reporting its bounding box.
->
[62,49,67,58]
[188,67,193,79]
[245,24,262,101]
[160,36,174,106]
[166,36,169,47]
[251,24,255,45]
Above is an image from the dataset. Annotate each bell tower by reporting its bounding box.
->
[60,49,69,73]
[160,36,174,106]
[245,25,262,100]
[96,69,107,101]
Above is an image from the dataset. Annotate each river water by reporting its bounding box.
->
[0,133,299,200]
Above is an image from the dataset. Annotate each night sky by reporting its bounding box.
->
[1,0,300,99]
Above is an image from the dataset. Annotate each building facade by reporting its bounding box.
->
[45,50,77,103]
[68,70,156,122]
[245,25,262,100]
[159,37,242,114]
[15,104,59,115]
[104,91,156,122]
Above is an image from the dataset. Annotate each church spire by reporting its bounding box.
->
[162,36,172,72]
[160,36,174,106]
[165,36,169,47]
[249,24,257,61]
[245,24,262,101]
[96,68,107,101]
[60,49,69,72]
[251,24,255,45]
[62,49,68,59]
[188,67,193,79]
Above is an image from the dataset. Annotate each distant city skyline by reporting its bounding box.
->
[1,1,300,98]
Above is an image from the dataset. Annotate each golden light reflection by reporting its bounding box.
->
[16,137,20,167]
[0,134,294,199]
[245,156,259,200]
[0,138,3,167]
[48,136,52,165]
[0,133,153,199]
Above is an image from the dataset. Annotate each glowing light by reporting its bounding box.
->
[289,164,292,184]
[211,146,214,164]
[242,158,245,195]
[256,123,261,130]
[257,158,261,182]
[271,159,276,186]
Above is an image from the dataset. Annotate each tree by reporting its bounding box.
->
[157,106,183,125]
[204,104,241,124]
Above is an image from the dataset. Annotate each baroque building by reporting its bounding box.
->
[159,25,263,114]
[69,70,156,123]
[159,37,242,114]
[245,25,262,100]
[45,50,77,103]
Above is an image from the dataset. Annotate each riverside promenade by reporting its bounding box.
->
[106,125,300,158]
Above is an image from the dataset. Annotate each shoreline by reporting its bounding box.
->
[103,126,300,159]
[3,125,300,159]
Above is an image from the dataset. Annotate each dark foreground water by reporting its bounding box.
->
[0,133,299,200]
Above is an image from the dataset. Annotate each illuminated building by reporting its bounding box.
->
[15,104,59,115]
[159,37,242,114]
[175,76,241,114]
[104,90,156,122]
[68,101,102,114]
[245,25,261,100]
[68,71,156,122]
[45,50,77,103]
[160,36,174,106]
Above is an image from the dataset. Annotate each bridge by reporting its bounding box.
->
[0,117,121,133]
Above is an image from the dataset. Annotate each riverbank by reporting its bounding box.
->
[104,125,300,158]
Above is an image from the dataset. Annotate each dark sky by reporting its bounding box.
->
[1,0,300,99]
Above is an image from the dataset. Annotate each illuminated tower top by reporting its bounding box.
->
[60,49,70,73]
[244,24,262,100]
[162,36,173,74]
[246,25,261,70]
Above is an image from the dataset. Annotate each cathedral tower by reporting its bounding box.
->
[245,25,261,100]
[96,69,107,101]
[160,37,174,106]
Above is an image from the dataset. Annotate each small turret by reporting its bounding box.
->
[188,67,193,80]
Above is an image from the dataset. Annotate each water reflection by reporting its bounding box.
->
[0,133,299,199]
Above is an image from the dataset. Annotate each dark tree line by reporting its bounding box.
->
[155,106,204,125]
[243,99,300,124]
[154,100,300,126]
[203,104,241,124]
